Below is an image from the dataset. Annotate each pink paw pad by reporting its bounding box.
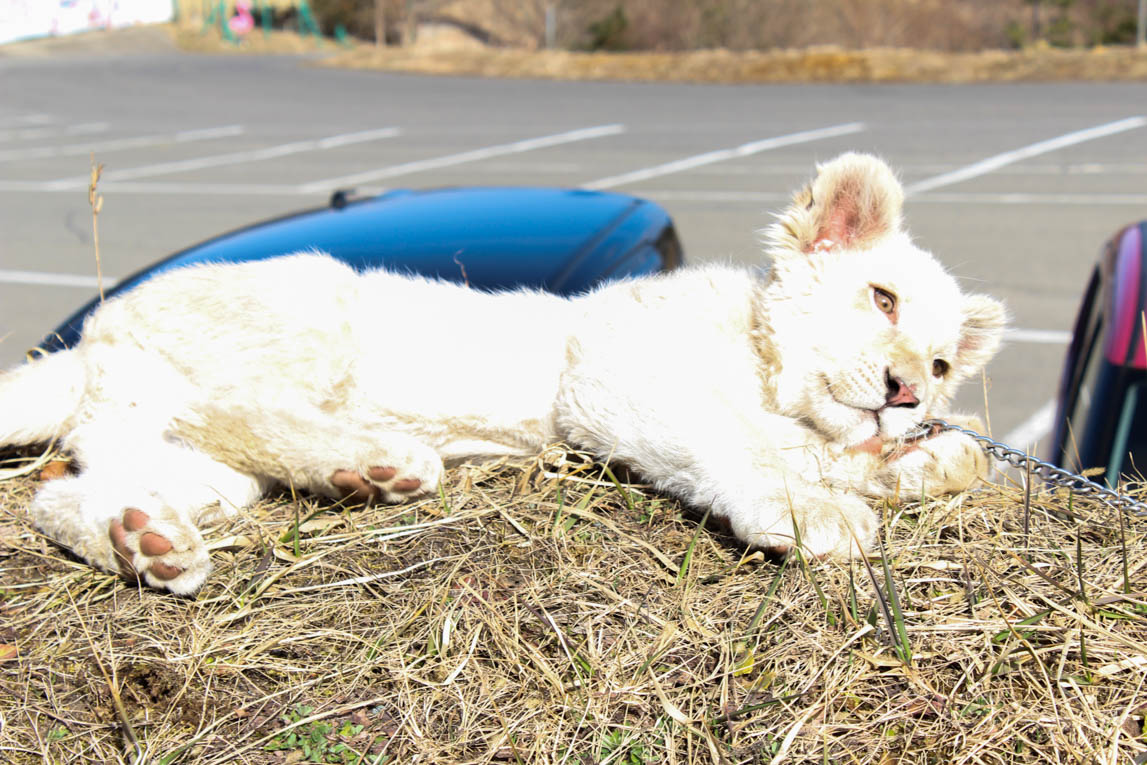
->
[330,466,423,504]
[108,508,183,581]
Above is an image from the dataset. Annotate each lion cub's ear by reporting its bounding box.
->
[956,293,1007,374]
[771,153,905,256]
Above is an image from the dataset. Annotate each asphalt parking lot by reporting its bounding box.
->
[1,42,1145,453]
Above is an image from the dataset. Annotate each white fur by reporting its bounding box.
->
[0,153,1006,593]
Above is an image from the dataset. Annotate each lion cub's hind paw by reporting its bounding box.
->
[330,465,433,505]
[108,507,210,595]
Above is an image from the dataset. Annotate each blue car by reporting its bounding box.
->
[44,187,684,350]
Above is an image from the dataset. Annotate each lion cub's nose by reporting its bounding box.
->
[884,371,919,408]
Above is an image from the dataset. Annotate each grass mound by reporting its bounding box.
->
[2,449,1146,763]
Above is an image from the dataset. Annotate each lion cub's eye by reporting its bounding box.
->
[932,359,950,378]
[872,287,897,317]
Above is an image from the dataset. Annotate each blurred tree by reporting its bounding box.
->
[484,0,596,49]
[375,0,386,44]
[584,5,628,50]
[310,0,1137,51]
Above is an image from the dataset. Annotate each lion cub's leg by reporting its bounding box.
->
[184,407,446,505]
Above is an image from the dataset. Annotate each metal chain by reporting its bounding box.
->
[908,418,1147,517]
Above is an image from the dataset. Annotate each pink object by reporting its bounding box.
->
[229,1,255,37]
[1106,224,1142,367]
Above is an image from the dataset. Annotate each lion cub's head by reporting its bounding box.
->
[759,153,1006,449]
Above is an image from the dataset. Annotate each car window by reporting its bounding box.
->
[1064,277,1105,470]
[1107,379,1147,485]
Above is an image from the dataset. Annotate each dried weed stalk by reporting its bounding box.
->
[87,154,105,302]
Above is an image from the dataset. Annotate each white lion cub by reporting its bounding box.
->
[0,153,1005,594]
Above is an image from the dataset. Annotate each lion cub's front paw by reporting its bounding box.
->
[887,422,989,497]
[795,494,878,560]
[736,493,877,560]
[108,506,211,595]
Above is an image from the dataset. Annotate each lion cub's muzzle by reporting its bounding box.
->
[883,370,919,409]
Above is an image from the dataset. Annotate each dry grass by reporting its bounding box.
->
[318,42,1147,83]
[3,446,1147,763]
[170,25,355,56]
[9,22,1144,83]
[172,20,1147,83]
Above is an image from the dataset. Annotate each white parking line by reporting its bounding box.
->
[4,182,1147,209]
[1004,328,1071,344]
[0,270,117,289]
[1000,399,1057,453]
[0,113,52,127]
[44,127,402,188]
[0,122,109,143]
[911,191,1147,206]
[641,190,788,203]
[904,115,1147,195]
[633,190,1147,206]
[0,124,245,163]
[677,162,1147,177]
[297,124,626,194]
[0,180,340,195]
[581,122,866,190]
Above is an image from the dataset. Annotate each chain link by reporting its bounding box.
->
[907,418,1147,517]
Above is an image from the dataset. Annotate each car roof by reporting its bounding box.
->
[43,187,681,350]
